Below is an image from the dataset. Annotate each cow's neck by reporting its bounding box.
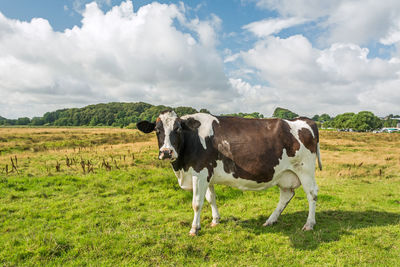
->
[171,129,211,172]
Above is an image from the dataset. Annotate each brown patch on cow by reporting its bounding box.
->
[293,117,319,143]
[298,128,317,153]
[290,117,319,153]
[211,117,301,183]
[156,117,161,123]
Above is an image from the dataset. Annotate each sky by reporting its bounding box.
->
[1,0,400,119]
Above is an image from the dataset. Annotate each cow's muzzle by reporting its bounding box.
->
[159,149,175,160]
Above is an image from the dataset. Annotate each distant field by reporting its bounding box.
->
[0,128,399,266]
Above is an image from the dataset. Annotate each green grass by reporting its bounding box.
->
[0,129,399,266]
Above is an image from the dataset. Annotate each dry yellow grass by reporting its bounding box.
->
[0,128,157,176]
[319,131,400,183]
[1,128,400,181]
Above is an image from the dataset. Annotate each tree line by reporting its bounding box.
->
[0,102,202,127]
[273,107,399,132]
[0,103,398,132]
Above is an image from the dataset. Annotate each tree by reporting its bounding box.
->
[331,112,355,130]
[16,117,31,125]
[89,116,100,126]
[199,108,210,114]
[319,114,331,122]
[383,119,398,128]
[312,114,319,121]
[220,112,264,119]
[350,111,382,132]
[174,106,198,117]
[329,111,382,131]
[30,117,45,126]
[272,107,298,119]
[0,116,6,125]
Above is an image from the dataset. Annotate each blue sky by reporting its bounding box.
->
[0,0,279,55]
[1,0,400,118]
[0,1,274,33]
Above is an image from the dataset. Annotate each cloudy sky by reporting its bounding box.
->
[1,0,400,119]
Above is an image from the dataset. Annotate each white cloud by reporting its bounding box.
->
[186,14,222,48]
[380,19,400,45]
[323,0,400,45]
[229,78,279,114]
[255,0,400,46]
[255,0,340,20]
[242,35,324,89]
[236,34,400,116]
[243,17,308,38]
[0,1,235,118]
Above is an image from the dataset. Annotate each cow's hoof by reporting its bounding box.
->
[189,227,200,236]
[210,222,219,227]
[263,220,276,227]
[302,223,314,231]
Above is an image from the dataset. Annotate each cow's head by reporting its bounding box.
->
[136,110,200,160]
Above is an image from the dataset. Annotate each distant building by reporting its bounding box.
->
[380,128,399,133]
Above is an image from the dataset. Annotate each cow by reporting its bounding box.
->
[137,110,322,236]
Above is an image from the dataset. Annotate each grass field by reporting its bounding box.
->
[0,128,399,266]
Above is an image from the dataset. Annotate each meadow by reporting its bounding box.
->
[0,127,399,266]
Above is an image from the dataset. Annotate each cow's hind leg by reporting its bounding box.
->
[190,171,209,236]
[263,187,295,226]
[264,171,300,226]
[298,173,318,231]
[205,185,220,227]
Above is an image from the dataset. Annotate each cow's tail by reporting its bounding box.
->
[316,143,322,171]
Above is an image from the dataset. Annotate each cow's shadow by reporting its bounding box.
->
[230,210,400,250]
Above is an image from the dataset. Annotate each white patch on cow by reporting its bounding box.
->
[218,139,232,158]
[159,111,178,158]
[181,113,219,149]
[210,160,275,191]
[174,168,194,191]
[277,171,301,189]
[284,119,315,143]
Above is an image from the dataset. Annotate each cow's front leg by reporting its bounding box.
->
[189,172,208,236]
[205,184,220,227]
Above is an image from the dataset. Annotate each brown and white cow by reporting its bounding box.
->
[137,111,322,236]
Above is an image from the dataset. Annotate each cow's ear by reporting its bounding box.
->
[136,121,155,133]
[181,118,201,131]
